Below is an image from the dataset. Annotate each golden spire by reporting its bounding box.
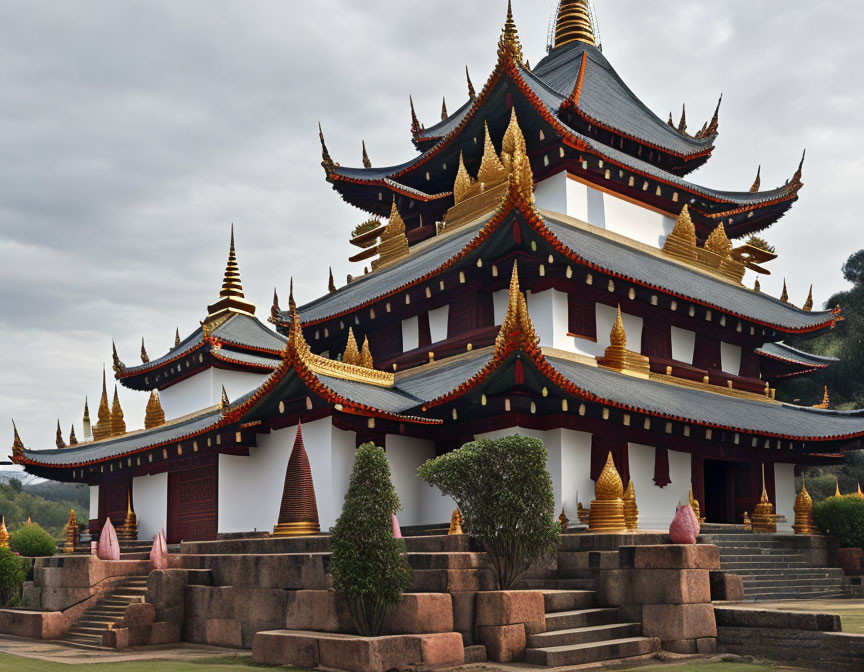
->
[175,328,181,348]
[796,474,812,508]
[360,337,374,369]
[623,480,638,530]
[667,112,674,127]
[610,305,626,348]
[477,121,506,186]
[111,340,126,376]
[318,122,336,171]
[206,225,256,322]
[813,386,830,409]
[704,223,732,258]
[670,205,697,246]
[790,149,805,189]
[678,104,687,133]
[705,95,722,136]
[55,420,65,449]
[803,285,814,311]
[453,151,473,204]
[220,385,231,415]
[750,165,761,192]
[93,367,112,441]
[793,474,814,535]
[495,262,539,354]
[111,385,126,437]
[343,328,361,366]
[441,97,448,121]
[328,267,337,293]
[750,466,776,535]
[498,0,524,63]
[500,108,534,202]
[754,277,761,292]
[83,398,91,439]
[144,390,165,430]
[759,465,770,504]
[361,140,371,168]
[68,425,78,446]
[11,420,24,462]
[595,453,624,501]
[780,279,789,303]
[466,66,476,99]
[140,338,149,364]
[374,199,410,269]
[409,95,421,135]
[554,0,596,48]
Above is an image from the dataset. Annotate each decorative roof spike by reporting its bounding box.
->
[55,419,65,449]
[705,94,722,136]
[441,97,448,121]
[82,397,91,440]
[140,338,149,364]
[790,149,806,189]
[289,276,296,312]
[780,279,789,303]
[219,385,231,416]
[477,121,507,186]
[272,421,320,537]
[453,151,473,204]
[409,95,421,136]
[501,109,534,201]
[374,199,410,269]
[466,66,476,99]
[750,165,762,192]
[68,425,78,446]
[495,261,539,354]
[328,267,336,293]
[704,223,732,258]
[93,367,112,441]
[360,337,374,370]
[270,287,281,323]
[318,122,336,171]
[11,420,24,462]
[803,285,814,312]
[144,390,166,430]
[813,386,830,409]
[343,327,361,366]
[361,140,371,169]
[554,0,597,48]
[754,277,761,292]
[610,305,627,348]
[595,452,624,501]
[497,0,524,63]
[206,225,257,321]
[111,340,126,376]
[111,385,126,437]
[678,104,687,134]
[669,204,697,247]
[667,112,675,127]
[175,328,181,348]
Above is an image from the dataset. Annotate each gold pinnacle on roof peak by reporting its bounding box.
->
[554,0,596,48]
[82,397,92,440]
[361,140,371,169]
[93,367,112,441]
[328,267,337,293]
[206,226,256,323]
[500,108,534,202]
[11,420,24,461]
[409,95,421,134]
[803,285,814,311]
[68,425,78,446]
[145,390,165,430]
[780,279,789,304]
[343,328,361,366]
[453,151,473,204]
[704,223,732,258]
[790,149,806,189]
[672,204,697,246]
[140,338,149,364]
[175,328,181,348]
[498,0,524,63]
[360,337,374,370]
[477,122,507,186]
[111,340,126,376]
[441,97,448,121]
[495,262,539,354]
[678,104,687,134]
[220,385,231,415]
[466,66,476,99]
[750,165,762,192]
[318,122,336,171]
[610,305,627,348]
[111,385,125,437]
[55,420,65,449]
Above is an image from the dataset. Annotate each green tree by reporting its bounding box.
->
[329,443,412,636]
[10,522,58,557]
[0,547,28,606]
[813,495,864,549]
[418,434,560,589]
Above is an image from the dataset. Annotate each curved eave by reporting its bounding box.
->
[757,342,838,378]
[414,97,474,145]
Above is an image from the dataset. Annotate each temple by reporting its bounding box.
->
[10,0,864,544]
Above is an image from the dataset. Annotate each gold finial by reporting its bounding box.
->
[780,279,789,303]
[140,338,149,364]
[373,199,410,269]
[705,95,722,136]
[112,340,126,376]
[667,112,675,127]
[409,95,421,135]
[610,305,626,348]
[55,419,65,449]
[790,149,805,189]
[498,0,524,63]
[83,397,91,439]
[220,385,231,416]
[361,140,371,169]
[319,122,336,171]
[466,66,476,99]
[270,287,281,324]
[813,386,830,409]
[0,517,8,549]
[495,262,539,354]
[671,205,697,246]
[93,366,112,441]
[111,385,125,437]
[477,121,507,186]
[328,267,337,293]
[360,337,374,369]
[704,223,732,258]
[678,104,687,133]
[558,508,569,531]
[448,509,464,535]
[500,108,534,201]
[793,474,814,535]
[595,452,624,501]
[206,226,257,322]
[453,151,473,204]
[441,96,448,121]
[751,464,777,532]
[343,328,361,366]
[754,278,761,292]
[554,0,596,48]
[68,425,78,446]
[803,285,814,311]
[623,480,638,530]
[750,165,762,192]
[144,390,165,430]
[11,420,25,462]
[175,327,181,348]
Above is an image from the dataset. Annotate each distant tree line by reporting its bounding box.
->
[0,479,86,538]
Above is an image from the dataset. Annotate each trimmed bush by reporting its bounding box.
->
[0,547,28,606]
[330,443,412,636]
[814,495,864,549]
[418,434,560,589]
[9,522,58,557]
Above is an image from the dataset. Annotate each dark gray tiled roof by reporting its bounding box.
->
[213,346,282,370]
[122,328,204,375]
[547,355,864,440]
[418,98,474,140]
[757,342,839,367]
[542,215,834,331]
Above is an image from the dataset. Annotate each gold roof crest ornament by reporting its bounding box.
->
[328,268,337,293]
[466,66,476,99]
[68,425,78,446]
[597,306,650,377]
[219,386,232,416]
[780,279,789,304]
[751,464,777,533]
[111,341,126,376]
[704,223,732,259]
[361,140,371,169]
[342,328,361,366]
[372,200,410,270]
[803,285,814,312]
[144,390,166,430]
[359,337,374,370]
[82,397,91,440]
[441,97,448,121]
[678,104,688,134]
[205,226,257,324]
[663,204,698,262]
[453,151,474,205]
[789,149,806,190]
[495,262,540,355]
[140,338,149,364]
[477,122,507,187]
[55,420,65,449]
[318,122,337,172]
[498,0,524,64]
[588,453,627,533]
[409,95,422,136]
[111,385,126,437]
[554,0,597,48]
[750,165,762,193]
[11,420,25,462]
[174,328,181,348]
[500,109,534,203]
[93,367,112,441]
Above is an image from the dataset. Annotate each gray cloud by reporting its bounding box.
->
[2,0,862,451]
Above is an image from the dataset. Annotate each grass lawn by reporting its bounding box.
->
[0,653,309,671]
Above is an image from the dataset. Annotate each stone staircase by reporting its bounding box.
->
[524,589,659,666]
[700,531,846,601]
[59,575,149,648]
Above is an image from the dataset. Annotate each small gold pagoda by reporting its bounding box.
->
[623,480,638,531]
[117,493,138,541]
[751,464,776,533]
[792,475,813,535]
[63,509,79,553]
[448,509,464,535]
[588,452,627,533]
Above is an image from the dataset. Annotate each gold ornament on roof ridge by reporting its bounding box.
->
[205,225,257,323]
[477,122,507,187]
[328,268,337,293]
[220,386,231,415]
[780,279,789,303]
[441,97,448,121]
[93,367,112,441]
[68,425,77,446]
[495,262,539,355]
[663,204,698,263]
[453,151,474,205]
[361,140,371,169]
[704,223,732,259]
[372,200,410,270]
[145,390,166,430]
[554,0,596,48]
[112,341,126,376]
[140,338,149,364]
[343,328,361,366]
[500,109,534,203]
[55,420,65,449]
[174,328,181,348]
[750,165,762,192]
[803,285,814,311]
[11,420,25,462]
[813,386,830,409]
[466,66,476,99]
[111,385,126,437]
[498,0,524,63]
[359,337,374,370]
[319,122,336,171]
[597,306,650,377]
[678,104,688,134]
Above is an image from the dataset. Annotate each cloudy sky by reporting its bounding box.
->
[2,0,862,454]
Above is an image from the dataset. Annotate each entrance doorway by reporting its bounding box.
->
[167,463,218,544]
[704,459,736,523]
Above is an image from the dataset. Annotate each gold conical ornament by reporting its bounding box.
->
[793,475,813,535]
[780,279,789,304]
[453,151,473,204]
[466,66,476,99]
[205,225,257,323]
[500,109,534,202]
[144,390,166,430]
[704,223,732,258]
[373,199,410,270]
[110,385,126,437]
[498,0,524,63]
[477,122,507,188]
[342,328,361,366]
[558,508,569,532]
[813,387,830,409]
[742,511,752,530]
[63,509,79,553]
[441,96,448,121]
[82,398,91,440]
[174,328,181,348]
[803,285,814,312]
[11,420,25,463]
[0,517,8,549]
[663,204,698,261]
[118,491,138,541]
[68,425,78,446]
[623,480,638,531]
[359,337,374,370]
[588,453,627,533]
[448,509,464,535]
[751,464,777,533]
[689,487,704,524]
[750,165,761,192]
[140,338,149,364]
[834,478,842,498]
[361,140,371,169]
[55,420,65,449]
[93,367,112,441]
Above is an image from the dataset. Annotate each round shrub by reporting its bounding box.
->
[9,522,58,557]
[814,495,864,549]
[0,547,29,606]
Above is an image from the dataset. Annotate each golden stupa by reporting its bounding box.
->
[63,509,79,553]
[448,509,464,535]
[623,480,639,531]
[588,453,627,533]
[117,492,138,541]
[751,464,776,533]
[792,475,813,535]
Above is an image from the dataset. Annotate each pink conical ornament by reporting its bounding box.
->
[98,517,120,560]
[685,502,701,537]
[150,532,167,570]
[392,514,402,539]
[159,529,168,556]
[669,502,698,544]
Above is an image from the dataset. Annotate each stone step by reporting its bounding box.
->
[742,582,845,593]
[716,546,801,555]
[525,636,660,667]
[540,590,595,613]
[67,625,110,635]
[521,578,595,591]
[722,560,810,569]
[75,616,117,626]
[528,622,641,648]
[58,636,106,649]
[545,608,619,631]
[405,552,482,570]
[745,591,846,601]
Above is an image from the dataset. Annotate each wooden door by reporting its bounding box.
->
[167,463,218,544]
[95,480,131,534]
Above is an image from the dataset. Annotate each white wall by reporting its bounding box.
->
[527,289,569,350]
[774,462,796,534]
[670,327,696,364]
[428,305,449,344]
[402,316,419,352]
[534,170,568,214]
[329,426,356,527]
[386,435,454,527]
[596,303,643,351]
[160,368,269,421]
[132,472,167,540]
[720,342,742,376]
[628,444,691,531]
[601,189,675,248]
[89,485,99,521]
[544,429,593,519]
